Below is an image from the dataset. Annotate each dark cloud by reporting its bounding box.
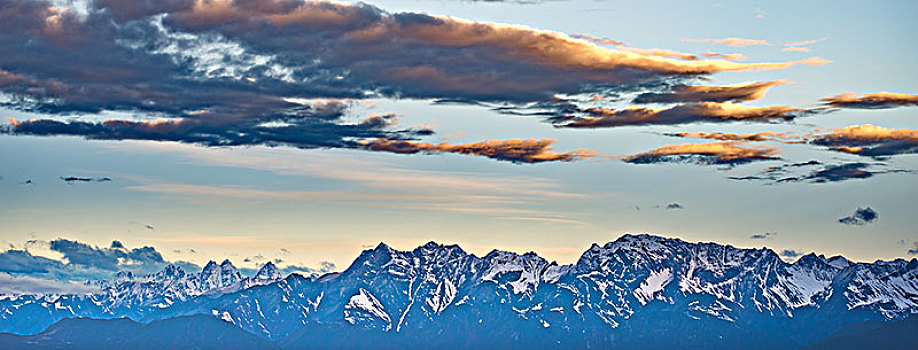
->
[49,239,165,271]
[623,141,780,165]
[634,81,788,104]
[729,161,909,183]
[780,249,802,258]
[838,207,879,226]
[750,232,777,239]
[0,238,196,282]
[0,249,62,274]
[7,106,429,153]
[665,131,785,142]
[803,163,875,183]
[809,125,918,158]
[822,92,918,109]
[0,0,830,163]
[0,0,802,109]
[243,254,266,263]
[664,203,683,210]
[908,242,918,256]
[552,102,808,128]
[359,138,599,163]
[59,176,112,183]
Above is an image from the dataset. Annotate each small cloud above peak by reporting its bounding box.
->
[839,207,879,226]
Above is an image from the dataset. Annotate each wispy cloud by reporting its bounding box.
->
[634,81,790,104]
[554,102,806,128]
[683,37,772,47]
[750,232,777,239]
[359,138,600,163]
[782,47,810,53]
[59,176,112,183]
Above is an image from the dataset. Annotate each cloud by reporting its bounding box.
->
[785,39,825,47]
[838,207,879,226]
[782,47,810,53]
[634,81,789,104]
[616,47,702,61]
[683,37,772,47]
[622,141,780,165]
[908,242,918,256]
[0,273,100,295]
[664,203,683,210]
[60,176,112,183]
[750,232,777,239]
[810,125,918,158]
[243,254,266,263]
[801,163,876,183]
[0,0,835,164]
[821,92,918,109]
[666,131,780,142]
[570,33,624,46]
[319,261,336,272]
[6,105,430,153]
[554,102,806,128]
[359,138,599,163]
[0,249,64,274]
[780,249,802,258]
[729,161,908,183]
[0,238,197,282]
[700,52,748,61]
[0,0,825,110]
[49,239,166,271]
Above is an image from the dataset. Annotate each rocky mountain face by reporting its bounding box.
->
[0,261,284,334]
[2,234,917,349]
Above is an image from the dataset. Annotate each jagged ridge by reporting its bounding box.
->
[1,234,917,349]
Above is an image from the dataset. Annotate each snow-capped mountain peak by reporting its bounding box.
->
[255,262,282,280]
[3,235,917,346]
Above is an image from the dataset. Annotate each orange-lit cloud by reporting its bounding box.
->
[784,38,826,47]
[616,47,700,61]
[162,1,830,80]
[821,92,918,109]
[782,47,810,53]
[556,101,803,128]
[623,141,780,165]
[634,80,790,103]
[683,37,772,47]
[701,52,748,61]
[810,125,918,157]
[570,33,624,46]
[360,138,599,163]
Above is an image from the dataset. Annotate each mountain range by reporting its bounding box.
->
[2,234,917,349]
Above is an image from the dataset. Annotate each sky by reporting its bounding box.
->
[0,0,916,289]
